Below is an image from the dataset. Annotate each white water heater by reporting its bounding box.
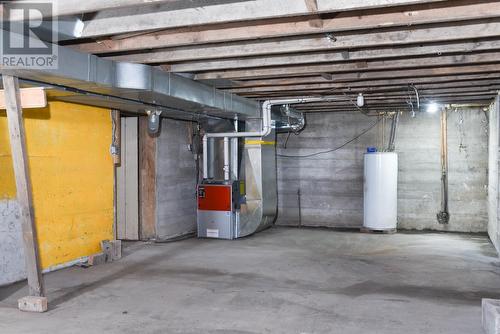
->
[363,152,398,231]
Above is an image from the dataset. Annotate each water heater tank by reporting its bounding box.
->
[363,152,398,231]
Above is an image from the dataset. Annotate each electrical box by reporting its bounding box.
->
[197,181,239,239]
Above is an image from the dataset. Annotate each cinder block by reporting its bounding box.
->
[111,240,122,261]
[88,252,106,266]
[483,299,500,333]
[101,240,122,262]
[18,296,48,313]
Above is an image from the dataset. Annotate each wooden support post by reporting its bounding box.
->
[2,75,46,312]
[138,116,157,240]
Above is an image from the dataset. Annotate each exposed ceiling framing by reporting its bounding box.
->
[16,0,500,112]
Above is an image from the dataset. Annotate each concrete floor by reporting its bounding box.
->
[1,227,500,334]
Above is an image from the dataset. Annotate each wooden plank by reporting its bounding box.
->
[0,87,46,109]
[239,84,500,99]
[223,72,500,90]
[229,76,500,93]
[191,51,500,80]
[124,117,139,240]
[138,116,156,240]
[109,20,500,64]
[202,64,500,84]
[303,0,323,28]
[304,0,319,12]
[116,118,126,240]
[81,0,444,38]
[2,75,45,298]
[73,1,500,54]
[116,117,139,240]
[170,40,500,73]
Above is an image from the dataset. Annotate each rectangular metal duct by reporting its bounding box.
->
[0,30,260,120]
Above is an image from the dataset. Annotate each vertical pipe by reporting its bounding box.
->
[111,110,121,165]
[208,137,215,179]
[231,119,239,180]
[437,107,450,224]
[297,188,302,228]
[387,112,399,152]
[223,137,230,181]
[202,135,208,179]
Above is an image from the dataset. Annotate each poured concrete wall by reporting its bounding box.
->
[488,97,500,252]
[0,200,25,285]
[276,109,488,232]
[155,119,197,240]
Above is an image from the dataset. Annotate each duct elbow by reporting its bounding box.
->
[261,100,273,137]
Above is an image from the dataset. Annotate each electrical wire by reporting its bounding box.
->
[277,117,382,159]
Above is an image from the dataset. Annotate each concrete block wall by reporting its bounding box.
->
[276,109,489,232]
[155,119,198,241]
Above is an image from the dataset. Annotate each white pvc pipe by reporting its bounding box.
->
[201,96,340,180]
[202,135,208,179]
[205,100,272,139]
[231,118,239,180]
[223,137,230,181]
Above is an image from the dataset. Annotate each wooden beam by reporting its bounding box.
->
[235,82,500,98]
[244,89,497,103]
[291,94,496,105]
[2,76,45,301]
[0,87,47,109]
[200,64,500,84]
[109,20,500,64]
[305,0,319,12]
[267,89,498,100]
[191,51,500,80]
[303,0,323,28]
[138,116,156,241]
[73,1,500,54]
[170,40,500,73]
[223,72,500,90]
[81,0,445,38]
[229,76,500,93]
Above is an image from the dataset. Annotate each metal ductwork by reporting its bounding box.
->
[0,30,306,241]
[0,30,260,121]
[272,105,306,133]
[197,98,305,240]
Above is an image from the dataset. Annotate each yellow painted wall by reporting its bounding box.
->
[0,101,113,269]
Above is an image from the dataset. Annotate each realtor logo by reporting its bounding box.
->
[1,2,58,69]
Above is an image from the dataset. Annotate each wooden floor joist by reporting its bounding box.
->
[80,0,446,38]
[71,0,500,54]
[41,0,500,109]
[108,20,500,64]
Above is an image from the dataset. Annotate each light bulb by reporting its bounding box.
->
[427,102,439,113]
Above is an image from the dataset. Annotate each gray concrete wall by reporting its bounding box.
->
[155,119,198,240]
[276,109,489,232]
[0,200,25,286]
[488,97,500,252]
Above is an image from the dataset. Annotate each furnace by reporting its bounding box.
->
[197,181,239,239]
